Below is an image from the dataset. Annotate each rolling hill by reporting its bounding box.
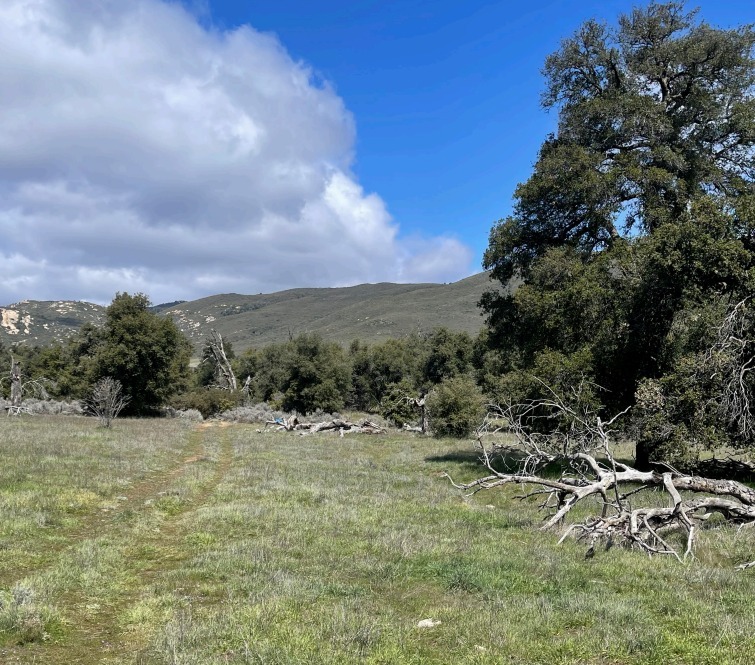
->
[0,272,497,352]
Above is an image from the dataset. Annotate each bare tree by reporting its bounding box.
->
[448,384,755,564]
[204,330,237,391]
[9,356,21,414]
[702,297,754,445]
[86,377,129,428]
[3,356,54,416]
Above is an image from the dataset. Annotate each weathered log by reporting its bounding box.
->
[265,417,384,435]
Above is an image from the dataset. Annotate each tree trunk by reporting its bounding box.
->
[208,330,237,391]
[634,439,652,471]
[10,358,21,411]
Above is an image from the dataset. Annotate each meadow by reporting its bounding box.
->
[1,416,754,664]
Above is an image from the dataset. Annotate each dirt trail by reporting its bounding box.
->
[1,422,236,665]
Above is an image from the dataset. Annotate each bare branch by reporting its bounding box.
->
[204,330,237,391]
[702,298,755,445]
[447,383,755,564]
[86,377,129,428]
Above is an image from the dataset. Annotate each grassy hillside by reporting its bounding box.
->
[1,416,753,663]
[1,273,495,352]
[0,300,105,347]
[164,272,493,352]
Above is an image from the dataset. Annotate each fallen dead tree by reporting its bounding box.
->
[264,415,385,435]
[447,386,755,564]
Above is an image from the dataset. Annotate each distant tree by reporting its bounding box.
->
[422,329,474,386]
[247,334,352,414]
[379,378,426,429]
[349,338,421,411]
[250,342,294,405]
[280,334,352,414]
[93,293,191,415]
[426,375,485,438]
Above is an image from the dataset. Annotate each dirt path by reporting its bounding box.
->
[0,424,205,592]
[1,422,235,664]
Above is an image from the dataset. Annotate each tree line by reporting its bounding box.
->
[0,292,490,436]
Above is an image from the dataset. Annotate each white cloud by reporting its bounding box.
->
[0,0,474,305]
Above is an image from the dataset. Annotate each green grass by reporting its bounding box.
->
[0,416,754,663]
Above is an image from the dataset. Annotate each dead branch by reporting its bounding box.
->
[447,388,755,563]
[400,391,428,433]
[264,415,385,435]
[205,330,237,391]
[3,356,55,416]
[702,297,754,444]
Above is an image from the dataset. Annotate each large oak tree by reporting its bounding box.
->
[482,2,755,467]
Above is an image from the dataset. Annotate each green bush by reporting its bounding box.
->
[379,379,421,427]
[426,376,485,438]
[170,388,243,419]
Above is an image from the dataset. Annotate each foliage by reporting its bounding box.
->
[378,378,423,427]
[169,388,244,419]
[93,293,192,415]
[484,2,755,285]
[280,334,352,414]
[422,328,474,386]
[426,375,485,438]
[246,334,352,415]
[481,2,755,466]
[232,347,258,389]
[349,336,425,411]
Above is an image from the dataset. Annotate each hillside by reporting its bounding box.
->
[0,300,105,347]
[0,272,496,352]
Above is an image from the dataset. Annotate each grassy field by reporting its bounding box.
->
[0,417,754,664]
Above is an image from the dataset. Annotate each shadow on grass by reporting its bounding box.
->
[427,446,623,479]
[425,446,530,475]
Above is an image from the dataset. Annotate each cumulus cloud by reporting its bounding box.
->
[0,0,474,305]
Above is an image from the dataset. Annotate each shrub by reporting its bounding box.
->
[426,375,485,438]
[85,377,129,428]
[379,379,421,428]
[170,389,243,419]
[162,407,204,422]
[218,403,285,424]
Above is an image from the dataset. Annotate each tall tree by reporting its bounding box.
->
[481,2,755,467]
[94,293,191,415]
[484,2,755,287]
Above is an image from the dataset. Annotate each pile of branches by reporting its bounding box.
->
[448,387,755,563]
[265,415,385,435]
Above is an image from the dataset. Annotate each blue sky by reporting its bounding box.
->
[194,0,755,267]
[0,1,752,304]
